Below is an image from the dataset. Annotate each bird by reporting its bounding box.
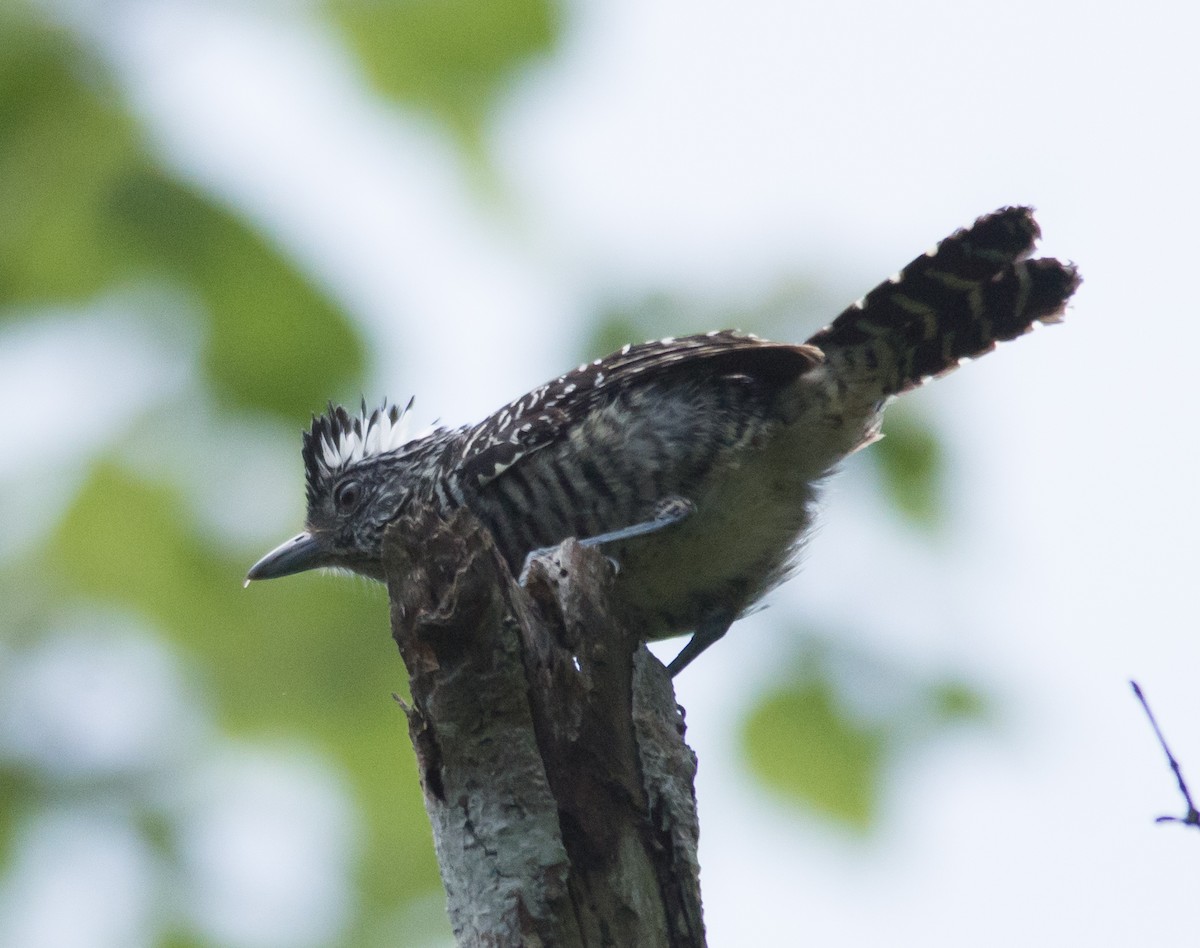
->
[246,206,1080,675]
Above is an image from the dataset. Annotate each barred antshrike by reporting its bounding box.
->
[247,207,1079,674]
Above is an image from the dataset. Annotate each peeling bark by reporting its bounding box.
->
[384,508,704,947]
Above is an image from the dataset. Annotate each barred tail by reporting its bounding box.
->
[806,206,1081,398]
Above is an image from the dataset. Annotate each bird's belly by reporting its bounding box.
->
[607,436,824,640]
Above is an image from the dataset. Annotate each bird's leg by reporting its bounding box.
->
[579,495,696,549]
[518,496,695,585]
[667,610,735,677]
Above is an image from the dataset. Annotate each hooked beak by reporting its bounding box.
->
[244,532,327,586]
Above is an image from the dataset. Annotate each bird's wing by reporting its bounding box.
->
[456,331,821,488]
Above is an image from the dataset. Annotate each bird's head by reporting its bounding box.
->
[245,400,438,585]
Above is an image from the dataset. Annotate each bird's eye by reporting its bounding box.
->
[334,479,362,512]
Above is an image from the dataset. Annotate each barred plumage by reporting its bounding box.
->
[248,207,1080,674]
[807,205,1077,401]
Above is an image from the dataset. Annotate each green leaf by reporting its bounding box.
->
[928,678,988,725]
[157,932,207,948]
[0,767,34,868]
[325,0,561,148]
[579,279,837,365]
[0,14,138,304]
[580,296,679,362]
[742,638,989,830]
[743,676,885,831]
[107,168,365,421]
[0,14,365,422]
[43,462,441,909]
[870,402,944,529]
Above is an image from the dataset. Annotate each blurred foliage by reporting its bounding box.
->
[0,769,30,873]
[31,462,440,910]
[745,674,885,829]
[582,296,679,362]
[871,402,945,530]
[580,278,834,364]
[0,5,442,939]
[930,679,987,722]
[109,169,365,420]
[743,642,988,831]
[0,10,363,423]
[325,0,560,152]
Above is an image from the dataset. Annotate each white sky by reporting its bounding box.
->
[8,0,1200,945]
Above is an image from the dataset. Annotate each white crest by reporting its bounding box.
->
[306,398,433,483]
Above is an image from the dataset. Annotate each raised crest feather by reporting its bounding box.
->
[302,397,424,503]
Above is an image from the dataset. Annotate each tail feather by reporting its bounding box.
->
[806,207,1081,398]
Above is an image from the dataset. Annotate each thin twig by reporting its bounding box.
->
[1130,680,1200,829]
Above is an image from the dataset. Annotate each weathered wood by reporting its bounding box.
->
[384,508,704,947]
